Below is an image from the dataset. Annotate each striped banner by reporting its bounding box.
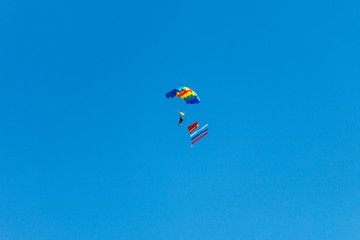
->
[190,124,209,145]
[191,132,208,145]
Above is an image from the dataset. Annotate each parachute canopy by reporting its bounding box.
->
[179,112,185,116]
[166,87,200,104]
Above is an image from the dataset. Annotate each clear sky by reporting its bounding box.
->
[1,0,360,239]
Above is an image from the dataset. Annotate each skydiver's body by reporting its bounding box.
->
[178,116,184,126]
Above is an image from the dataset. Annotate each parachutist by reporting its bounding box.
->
[178,116,184,126]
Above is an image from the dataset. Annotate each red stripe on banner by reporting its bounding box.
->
[191,132,208,145]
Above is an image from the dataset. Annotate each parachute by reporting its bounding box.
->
[166,87,200,104]
[165,86,207,147]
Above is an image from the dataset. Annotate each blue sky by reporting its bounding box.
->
[1,0,360,239]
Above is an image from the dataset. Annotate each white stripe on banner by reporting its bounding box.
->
[190,124,208,138]
[191,128,209,141]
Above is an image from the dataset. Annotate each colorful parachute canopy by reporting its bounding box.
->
[166,87,200,104]
[189,123,209,146]
[179,112,185,116]
[188,122,199,134]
